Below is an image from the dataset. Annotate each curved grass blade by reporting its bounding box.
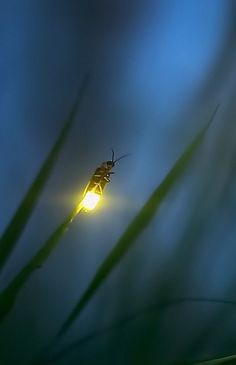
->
[57,105,219,338]
[39,297,236,365]
[193,354,236,364]
[0,73,89,272]
[0,204,82,322]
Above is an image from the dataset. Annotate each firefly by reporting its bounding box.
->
[80,150,128,212]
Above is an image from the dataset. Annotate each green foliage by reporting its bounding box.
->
[0,74,89,321]
[0,104,222,365]
[193,353,236,364]
[0,74,89,273]
[0,209,77,322]
[56,107,217,338]
[39,298,236,365]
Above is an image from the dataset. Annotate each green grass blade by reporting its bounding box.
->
[40,298,236,365]
[192,354,236,364]
[57,106,218,338]
[0,206,79,322]
[0,73,89,272]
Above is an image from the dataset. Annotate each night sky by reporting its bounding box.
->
[1,1,236,364]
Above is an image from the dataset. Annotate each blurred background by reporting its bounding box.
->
[1,0,236,364]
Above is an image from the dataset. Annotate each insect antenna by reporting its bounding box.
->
[114,153,130,164]
[111,149,115,162]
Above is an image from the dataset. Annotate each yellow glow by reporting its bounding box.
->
[80,191,101,211]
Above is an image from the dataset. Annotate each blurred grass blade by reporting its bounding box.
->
[193,354,236,364]
[0,205,79,322]
[40,298,236,365]
[57,106,218,338]
[0,73,89,272]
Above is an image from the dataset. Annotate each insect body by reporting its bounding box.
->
[83,150,128,196]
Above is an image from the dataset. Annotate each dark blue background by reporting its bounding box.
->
[1,1,236,364]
